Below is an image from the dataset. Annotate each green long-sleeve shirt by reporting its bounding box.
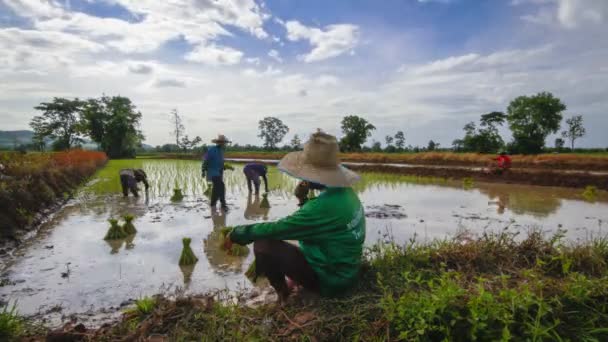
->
[230,187,366,296]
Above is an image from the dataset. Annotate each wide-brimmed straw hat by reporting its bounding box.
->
[211,134,230,144]
[278,131,360,187]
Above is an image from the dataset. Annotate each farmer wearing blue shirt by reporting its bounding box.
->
[202,135,230,211]
[243,163,269,194]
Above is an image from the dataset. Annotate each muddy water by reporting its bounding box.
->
[1,159,607,318]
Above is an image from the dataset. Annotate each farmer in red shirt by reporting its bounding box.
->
[494,151,512,174]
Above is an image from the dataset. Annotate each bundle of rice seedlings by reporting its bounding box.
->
[260,193,270,208]
[219,227,250,257]
[203,183,212,197]
[245,259,258,282]
[171,188,184,202]
[179,237,198,265]
[104,218,128,240]
[582,185,598,202]
[122,214,137,235]
[462,177,474,189]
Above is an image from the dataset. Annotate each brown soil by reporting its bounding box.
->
[346,164,608,190]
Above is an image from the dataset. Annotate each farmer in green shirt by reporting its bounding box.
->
[226,131,366,301]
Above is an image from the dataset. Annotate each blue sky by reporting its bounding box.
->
[1,0,607,147]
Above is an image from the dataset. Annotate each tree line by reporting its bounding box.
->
[28,91,592,157]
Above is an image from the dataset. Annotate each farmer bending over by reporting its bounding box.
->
[119,168,149,197]
[493,151,512,174]
[243,163,269,194]
[202,134,230,211]
[225,131,366,301]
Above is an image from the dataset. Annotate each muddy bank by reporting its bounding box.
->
[346,164,608,190]
[144,151,608,171]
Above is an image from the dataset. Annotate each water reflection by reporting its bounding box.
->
[204,209,248,273]
[179,264,195,288]
[479,184,562,218]
[244,193,270,221]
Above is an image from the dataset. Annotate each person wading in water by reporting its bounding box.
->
[202,134,230,211]
[224,131,366,302]
[119,168,149,197]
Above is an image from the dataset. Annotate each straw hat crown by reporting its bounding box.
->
[278,130,360,187]
[212,134,230,144]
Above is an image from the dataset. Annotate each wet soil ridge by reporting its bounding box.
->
[346,164,608,190]
[0,151,108,247]
[27,229,608,341]
[148,151,608,171]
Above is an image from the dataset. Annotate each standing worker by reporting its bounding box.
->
[119,168,149,197]
[243,163,269,194]
[202,134,230,211]
[224,131,366,302]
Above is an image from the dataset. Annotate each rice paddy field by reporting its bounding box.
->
[1,158,608,325]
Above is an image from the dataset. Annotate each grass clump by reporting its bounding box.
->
[125,296,156,317]
[0,303,23,341]
[462,177,474,189]
[122,214,137,235]
[104,218,128,240]
[179,237,198,266]
[582,185,599,201]
[170,188,184,202]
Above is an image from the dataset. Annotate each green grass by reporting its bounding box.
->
[126,296,156,317]
[79,229,608,341]
[0,303,23,341]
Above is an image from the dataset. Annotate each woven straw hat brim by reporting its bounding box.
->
[278,151,360,187]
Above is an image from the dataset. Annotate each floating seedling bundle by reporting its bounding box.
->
[104,218,128,240]
[171,188,184,202]
[220,227,249,257]
[260,193,270,208]
[122,214,137,235]
[179,237,198,266]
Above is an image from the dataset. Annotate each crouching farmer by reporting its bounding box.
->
[225,131,365,301]
[243,163,269,194]
[119,168,149,197]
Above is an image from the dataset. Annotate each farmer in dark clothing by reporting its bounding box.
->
[202,134,230,211]
[119,168,149,197]
[243,163,269,194]
[225,131,365,301]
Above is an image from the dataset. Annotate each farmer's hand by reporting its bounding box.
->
[223,232,233,250]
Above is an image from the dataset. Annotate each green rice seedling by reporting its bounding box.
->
[219,227,250,257]
[171,188,184,202]
[462,177,474,189]
[0,302,23,341]
[203,183,212,197]
[582,185,598,202]
[179,237,198,266]
[245,260,258,282]
[260,193,270,208]
[104,218,128,240]
[122,214,137,235]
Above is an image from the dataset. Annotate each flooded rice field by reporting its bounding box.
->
[1,159,608,319]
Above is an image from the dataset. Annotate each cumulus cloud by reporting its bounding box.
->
[283,20,359,62]
[128,63,154,75]
[185,44,244,66]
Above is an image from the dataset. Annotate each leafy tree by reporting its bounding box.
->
[507,92,566,154]
[394,131,405,150]
[554,137,565,151]
[371,140,382,152]
[427,140,439,151]
[339,115,376,152]
[82,96,144,158]
[170,109,185,147]
[561,115,586,150]
[258,117,289,150]
[457,112,506,153]
[290,134,302,150]
[30,97,86,150]
[180,135,202,152]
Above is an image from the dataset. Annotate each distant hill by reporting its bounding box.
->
[0,130,35,147]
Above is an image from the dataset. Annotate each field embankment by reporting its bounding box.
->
[26,230,608,341]
[0,150,107,245]
[145,151,608,171]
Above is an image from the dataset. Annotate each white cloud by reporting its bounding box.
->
[268,49,282,62]
[242,66,282,77]
[284,20,359,62]
[516,0,608,28]
[184,44,244,66]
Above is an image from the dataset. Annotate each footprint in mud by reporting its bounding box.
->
[365,204,407,219]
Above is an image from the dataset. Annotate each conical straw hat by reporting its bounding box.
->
[278,131,360,187]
